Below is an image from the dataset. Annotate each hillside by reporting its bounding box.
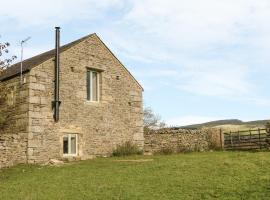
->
[178,119,269,132]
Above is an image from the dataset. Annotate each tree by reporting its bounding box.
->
[0,40,17,75]
[0,39,16,127]
[143,107,166,133]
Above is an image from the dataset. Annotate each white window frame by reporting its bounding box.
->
[87,70,100,102]
[63,134,78,156]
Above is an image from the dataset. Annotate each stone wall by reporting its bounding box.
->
[0,75,29,168]
[144,128,223,154]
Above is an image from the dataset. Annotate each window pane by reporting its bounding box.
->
[86,71,91,100]
[63,136,68,154]
[86,70,99,101]
[92,72,98,101]
[70,136,76,154]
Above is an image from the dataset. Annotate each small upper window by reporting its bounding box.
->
[63,134,77,156]
[86,70,100,102]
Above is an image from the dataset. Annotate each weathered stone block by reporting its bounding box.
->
[28,140,40,148]
[29,83,46,91]
[29,97,40,104]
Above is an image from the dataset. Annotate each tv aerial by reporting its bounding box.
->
[20,36,31,85]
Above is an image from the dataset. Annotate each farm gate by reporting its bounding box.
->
[223,129,270,150]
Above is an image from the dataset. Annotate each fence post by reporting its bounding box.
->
[238,131,240,142]
[258,128,261,149]
[230,131,233,148]
[219,129,223,150]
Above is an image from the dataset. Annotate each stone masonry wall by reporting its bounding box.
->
[0,75,29,168]
[27,34,144,163]
[144,128,222,154]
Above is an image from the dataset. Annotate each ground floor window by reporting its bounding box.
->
[63,134,77,156]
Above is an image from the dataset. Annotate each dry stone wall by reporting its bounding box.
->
[144,128,223,154]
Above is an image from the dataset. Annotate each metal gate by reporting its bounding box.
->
[224,129,270,150]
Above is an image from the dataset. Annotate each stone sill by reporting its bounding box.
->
[84,101,101,106]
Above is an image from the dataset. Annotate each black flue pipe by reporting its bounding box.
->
[53,27,61,122]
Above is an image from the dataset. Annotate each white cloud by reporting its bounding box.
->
[176,60,254,97]
[0,0,123,27]
[102,30,174,63]
[125,0,270,48]
[103,0,270,101]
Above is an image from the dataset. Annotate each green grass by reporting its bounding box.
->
[1,152,270,200]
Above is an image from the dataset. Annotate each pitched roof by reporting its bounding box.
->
[0,33,143,91]
[0,33,95,81]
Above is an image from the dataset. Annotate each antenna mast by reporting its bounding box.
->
[20,37,31,84]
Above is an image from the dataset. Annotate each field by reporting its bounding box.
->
[1,152,270,200]
[214,124,265,133]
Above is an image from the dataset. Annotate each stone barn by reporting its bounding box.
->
[0,31,144,168]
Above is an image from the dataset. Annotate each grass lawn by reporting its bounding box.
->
[1,152,270,200]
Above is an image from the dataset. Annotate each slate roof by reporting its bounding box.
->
[0,33,95,81]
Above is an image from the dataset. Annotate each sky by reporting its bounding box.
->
[1,0,270,126]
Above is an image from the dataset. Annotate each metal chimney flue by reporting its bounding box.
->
[53,27,61,122]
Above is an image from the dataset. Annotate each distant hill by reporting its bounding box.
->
[178,119,269,131]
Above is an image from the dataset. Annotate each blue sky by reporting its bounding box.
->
[1,0,270,126]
